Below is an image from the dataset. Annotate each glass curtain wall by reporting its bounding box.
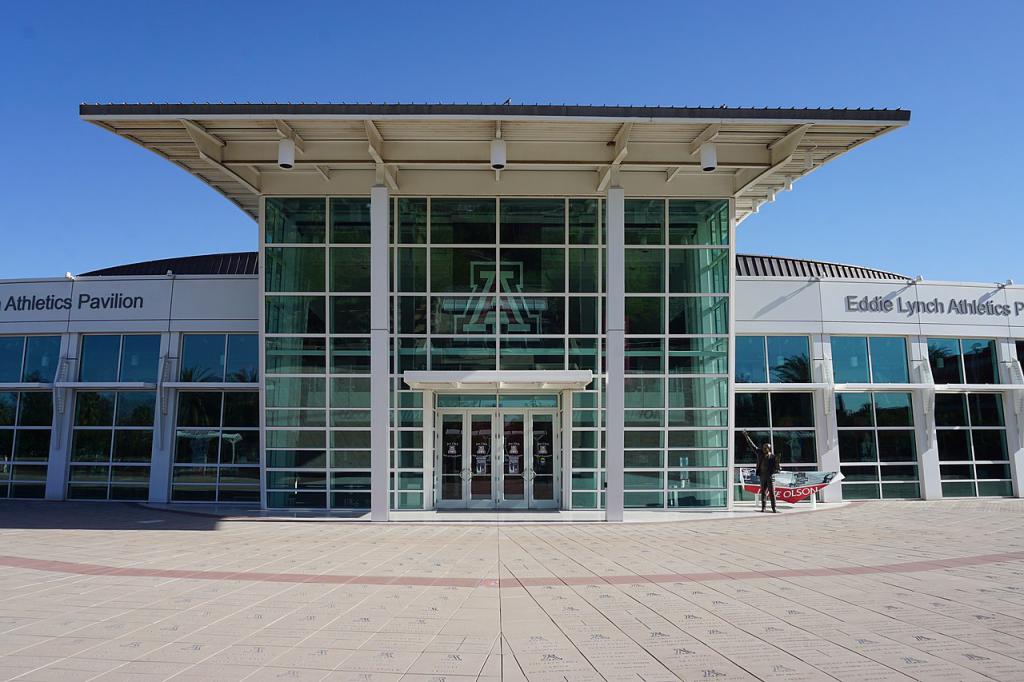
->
[928,338,1011,496]
[68,334,160,500]
[265,196,729,510]
[831,336,919,498]
[734,336,814,500]
[622,199,730,508]
[0,335,60,498]
[172,333,260,502]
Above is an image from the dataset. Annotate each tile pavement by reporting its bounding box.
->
[0,499,1023,680]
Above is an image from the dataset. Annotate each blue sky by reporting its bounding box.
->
[2,1,1021,282]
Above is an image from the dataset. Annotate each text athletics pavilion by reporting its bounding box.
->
[3,102,1020,520]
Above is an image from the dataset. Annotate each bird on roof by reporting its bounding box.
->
[502,98,512,105]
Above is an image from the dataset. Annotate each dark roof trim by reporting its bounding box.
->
[80,252,258,277]
[736,253,907,280]
[79,103,911,123]
[80,251,907,281]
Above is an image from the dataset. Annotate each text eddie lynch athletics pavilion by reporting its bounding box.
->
[2,102,1021,521]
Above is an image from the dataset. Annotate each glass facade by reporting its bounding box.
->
[936,393,1012,497]
[734,391,817,500]
[173,391,260,502]
[836,392,919,499]
[832,337,909,383]
[736,336,810,383]
[263,196,731,510]
[0,336,60,499]
[928,338,999,384]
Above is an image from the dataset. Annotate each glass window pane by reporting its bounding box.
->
[265,296,325,335]
[774,431,817,464]
[397,198,427,244]
[624,249,664,293]
[0,392,15,425]
[735,393,769,428]
[330,338,371,374]
[771,392,814,428]
[395,296,427,335]
[767,336,809,383]
[499,338,565,370]
[18,392,52,426]
[267,377,326,408]
[968,394,1005,427]
[116,392,155,426]
[878,431,917,462]
[22,336,61,383]
[397,338,428,372]
[832,337,869,383]
[839,431,877,463]
[120,336,160,383]
[430,338,496,371]
[669,378,727,409]
[329,294,370,333]
[265,247,325,292]
[331,377,371,408]
[568,339,597,372]
[875,392,914,427]
[836,393,874,427]
[500,199,564,244]
[177,392,222,427]
[735,336,767,383]
[928,338,962,384]
[669,249,728,294]
[181,335,225,382]
[962,339,998,384]
[265,198,325,244]
[75,391,115,426]
[669,337,728,375]
[432,296,496,335]
[624,338,662,374]
[329,248,371,292]
[266,338,326,374]
[397,248,427,292]
[113,431,153,463]
[624,199,664,245]
[972,431,1008,460]
[625,298,662,334]
[72,430,111,462]
[225,335,257,383]
[937,430,971,461]
[568,298,598,335]
[430,198,496,244]
[329,197,371,243]
[668,200,729,245]
[669,297,727,335]
[501,297,564,335]
[568,248,598,293]
[223,392,260,427]
[501,249,565,293]
[430,248,497,292]
[12,430,50,460]
[935,394,968,427]
[568,199,598,244]
[0,337,25,383]
[869,337,908,383]
[79,336,121,382]
[625,377,663,408]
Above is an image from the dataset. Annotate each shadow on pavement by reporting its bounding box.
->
[0,500,222,531]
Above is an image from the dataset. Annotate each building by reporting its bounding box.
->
[11,103,1016,521]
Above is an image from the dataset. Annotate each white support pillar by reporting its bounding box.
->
[910,337,943,499]
[815,335,843,503]
[45,333,77,500]
[998,340,1024,498]
[605,186,625,522]
[148,332,177,503]
[370,184,390,521]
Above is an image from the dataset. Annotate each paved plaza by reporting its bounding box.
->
[1,501,1024,681]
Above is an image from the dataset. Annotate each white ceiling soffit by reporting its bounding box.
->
[402,370,593,391]
[80,104,909,224]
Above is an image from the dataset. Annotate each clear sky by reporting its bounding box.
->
[1,1,1021,282]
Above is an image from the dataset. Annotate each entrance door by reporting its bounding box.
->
[435,408,559,510]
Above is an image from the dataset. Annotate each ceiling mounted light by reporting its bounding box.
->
[278,138,295,170]
[490,123,506,171]
[699,142,717,172]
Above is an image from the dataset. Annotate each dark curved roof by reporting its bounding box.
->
[736,253,907,280]
[80,251,907,281]
[80,252,258,277]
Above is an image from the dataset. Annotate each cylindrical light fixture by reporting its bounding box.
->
[490,138,507,170]
[278,138,295,169]
[699,142,717,172]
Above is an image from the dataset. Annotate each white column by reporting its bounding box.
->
[148,332,177,503]
[910,337,942,499]
[605,187,625,521]
[815,335,843,503]
[45,333,77,500]
[998,340,1024,497]
[421,389,434,510]
[370,185,390,521]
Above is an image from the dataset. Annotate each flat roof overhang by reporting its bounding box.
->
[403,370,593,392]
[79,102,909,223]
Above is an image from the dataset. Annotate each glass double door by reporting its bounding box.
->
[436,409,558,509]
